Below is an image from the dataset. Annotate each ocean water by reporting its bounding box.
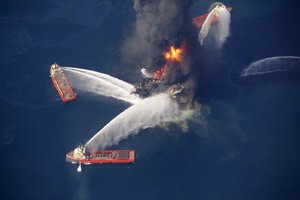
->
[1,0,300,200]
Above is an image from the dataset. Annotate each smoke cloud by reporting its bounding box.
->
[240,56,300,77]
[198,3,231,48]
[122,0,192,67]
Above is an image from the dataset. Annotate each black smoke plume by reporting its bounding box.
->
[122,0,193,68]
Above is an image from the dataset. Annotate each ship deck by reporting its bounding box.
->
[66,150,135,164]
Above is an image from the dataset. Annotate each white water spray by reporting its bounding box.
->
[241,56,300,77]
[198,3,231,47]
[77,163,82,173]
[85,93,180,150]
[63,67,141,104]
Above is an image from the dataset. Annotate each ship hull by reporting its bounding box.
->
[66,150,135,165]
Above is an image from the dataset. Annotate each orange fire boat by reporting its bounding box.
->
[49,63,76,102]
[66,145,135,172]
[192,6,232,29]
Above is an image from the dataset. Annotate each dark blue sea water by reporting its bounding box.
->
[1,0,300,200]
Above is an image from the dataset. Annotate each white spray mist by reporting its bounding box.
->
[241,56,300,77]
[85,93,180,150]
[198,3,231,48]
[63,67,141,104]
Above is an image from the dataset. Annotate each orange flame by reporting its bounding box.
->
[164,45,183,62]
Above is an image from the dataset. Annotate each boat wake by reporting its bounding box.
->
[85,93,180,150]
[63,67,142,104]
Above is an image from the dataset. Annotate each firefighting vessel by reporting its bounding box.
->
[66,145,135,165]
[49,63,76,102]
[192,6,232,28]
